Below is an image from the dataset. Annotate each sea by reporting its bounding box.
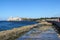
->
[0,21,37,31]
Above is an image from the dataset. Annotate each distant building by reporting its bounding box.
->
[7,16,22,21]
[46,18,59,21]
[46,19,58,21]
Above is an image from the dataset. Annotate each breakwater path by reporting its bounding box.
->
[16,23,60,40]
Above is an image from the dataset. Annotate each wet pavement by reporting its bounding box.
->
[16,25,60,40]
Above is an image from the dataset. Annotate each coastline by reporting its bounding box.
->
[0,21,52,40]
[0,23,39,40]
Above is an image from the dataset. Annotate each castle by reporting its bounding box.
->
[8,16,22,21]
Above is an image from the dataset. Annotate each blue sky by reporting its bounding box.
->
[0,0,60,19]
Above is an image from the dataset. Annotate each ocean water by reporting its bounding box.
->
[0,21,37,31]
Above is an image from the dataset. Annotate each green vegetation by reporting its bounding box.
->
[22,17,59,22]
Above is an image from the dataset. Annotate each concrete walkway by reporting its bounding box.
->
[16,25,60,40]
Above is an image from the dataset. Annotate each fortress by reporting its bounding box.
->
[8,16,22,21]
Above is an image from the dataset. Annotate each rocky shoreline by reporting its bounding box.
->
[0,23,39,40]
[0,21,53,40]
